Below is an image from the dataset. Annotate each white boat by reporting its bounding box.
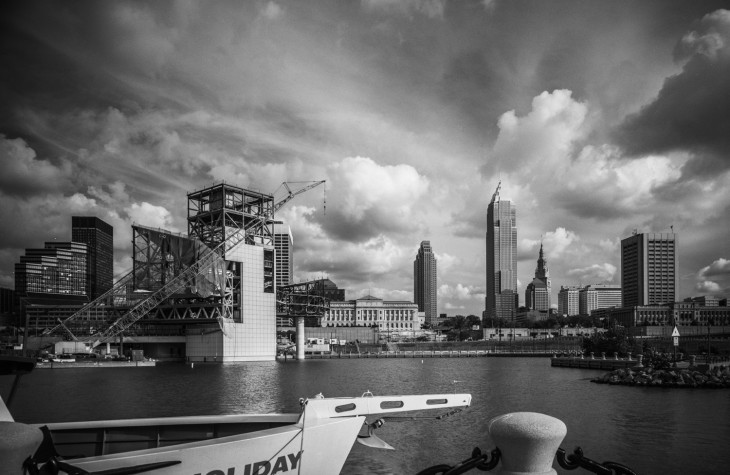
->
[1,371,471,475]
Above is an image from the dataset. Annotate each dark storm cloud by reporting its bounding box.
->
[614,9,730,172]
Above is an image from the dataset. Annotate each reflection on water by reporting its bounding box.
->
[2,358,728,474]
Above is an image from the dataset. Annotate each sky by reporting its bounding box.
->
[1,0,729,316]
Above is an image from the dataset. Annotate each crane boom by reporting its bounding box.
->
[273,180,325,213]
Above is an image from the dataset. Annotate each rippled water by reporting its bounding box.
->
[2,358,729,474]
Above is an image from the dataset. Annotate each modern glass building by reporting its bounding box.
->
[414,241,437,325]
[72,216,114,299]
[485,183,518,322]
[15,241,88,299]
[621,232,678,307]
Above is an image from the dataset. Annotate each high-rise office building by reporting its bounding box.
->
[72,216,113,299]
[414,241,437,325]
[273,223,293,288]
[15,241,88,300]
[579,284,622,315]
[621,232,678,307]
[525,243,551,311]
[558,286,580,316]
[485,183,518,321]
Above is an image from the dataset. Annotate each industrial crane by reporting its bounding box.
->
[47,180,326,345]
[273,180,326,214]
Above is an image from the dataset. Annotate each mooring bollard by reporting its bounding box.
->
[0,421,44,475]
[488,412,567,475]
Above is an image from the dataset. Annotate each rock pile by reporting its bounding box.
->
[592,365,730,388]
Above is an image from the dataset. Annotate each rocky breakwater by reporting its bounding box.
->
[592,365,730,389]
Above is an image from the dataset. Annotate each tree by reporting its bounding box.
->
[582,327,631,356]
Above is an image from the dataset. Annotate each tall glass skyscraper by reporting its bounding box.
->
[72,216,114,299]
[485,183,518,322]
[414,241,437,325]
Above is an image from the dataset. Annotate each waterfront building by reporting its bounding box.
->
[525,243,551,312]
[185,183,277,361]
[322,295,421,333]
[15,241,88,301]
[485,183,518,322]
[597,302,730,327]
[273,222,293,288]
[72,216,114,299]
[579,284,622,316]
[558,286,580,316]
[621,232,678,307]
[414,241,437,325]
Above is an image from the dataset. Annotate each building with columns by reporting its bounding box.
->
[322,295,421,332]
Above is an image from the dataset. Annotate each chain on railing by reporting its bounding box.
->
[416,446,636,475]
[556,447,638,475]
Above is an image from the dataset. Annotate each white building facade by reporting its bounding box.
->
[322,295,421,331]
[558,286,580,316]
[579,284,622,315]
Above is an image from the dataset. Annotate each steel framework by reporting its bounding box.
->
[45,181,326,344]
[276,279,330,325]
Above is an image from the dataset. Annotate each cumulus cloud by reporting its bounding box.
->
[695,258,730,295]
[566,263,618,284]
[438,283,483,301]
[323,156,429,241]
[488,89,587,176]
[0,135,73,196]
[521,227,580,261]
[615,9,730,171]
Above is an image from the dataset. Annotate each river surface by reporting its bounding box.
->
[2,357,729,474]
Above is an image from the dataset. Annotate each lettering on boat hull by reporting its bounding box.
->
[194,450,303,475]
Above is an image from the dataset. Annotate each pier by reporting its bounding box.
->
[284,350,556,359]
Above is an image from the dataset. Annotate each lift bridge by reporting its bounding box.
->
[45,181,326,347]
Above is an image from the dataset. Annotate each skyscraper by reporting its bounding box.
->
[15,241,88,300]
[273,222,293,288]
[485,182,518,321]
[621,232,678,307]
[558,286,580,316]
[525,243,551,311]
[414,241,437,325]
[72,216,114,299]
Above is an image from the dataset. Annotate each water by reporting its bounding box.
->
[2,358,729,474]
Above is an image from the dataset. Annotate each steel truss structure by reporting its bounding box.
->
[44,181,325,345]
[276,279,331,326]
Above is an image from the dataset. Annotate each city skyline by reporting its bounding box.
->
[1,1,729,316]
